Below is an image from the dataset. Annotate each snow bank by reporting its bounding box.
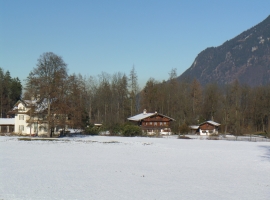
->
[0,136,269,200]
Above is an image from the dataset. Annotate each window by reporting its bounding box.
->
[19,115,24,120]
[150,122,152,125]
[160,122,163,126]
[19,125,24,131]
[154,122,157,126]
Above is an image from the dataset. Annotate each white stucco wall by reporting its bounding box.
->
[199,129,218,136]
[14,102,49,136]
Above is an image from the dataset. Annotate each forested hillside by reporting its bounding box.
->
[178,15,270,86]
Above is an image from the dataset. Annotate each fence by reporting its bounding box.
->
[187,135,270,142]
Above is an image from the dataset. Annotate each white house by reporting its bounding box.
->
[9,99,68,136]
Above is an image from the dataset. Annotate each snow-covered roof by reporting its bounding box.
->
[24,100,38,106]
[127,112,175,121]
[127,113,156,121]
[199,120,220,126]
[189,125,199,129]
[13,99,48,113]
[0,118,15,125]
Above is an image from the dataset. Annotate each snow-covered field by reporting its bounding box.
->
[1,136,270,200]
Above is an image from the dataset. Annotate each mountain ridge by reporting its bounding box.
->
[177,15,270,86]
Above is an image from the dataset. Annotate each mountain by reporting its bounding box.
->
[177,15,270,86]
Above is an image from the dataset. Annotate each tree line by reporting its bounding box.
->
[0,68,22,118]
[2,52,270,136]
[141,74,270,136]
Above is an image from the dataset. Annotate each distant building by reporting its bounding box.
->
[8,99,70,136]
[198,121,220,135]
[189,125,199,135]
[189,121,220,135]
[0,118,15,133]
[127,109,175,136]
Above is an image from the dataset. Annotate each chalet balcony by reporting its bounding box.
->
[141,124,169,129]
[140,125,169,130]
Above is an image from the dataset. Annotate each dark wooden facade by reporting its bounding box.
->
[199,121,220,135]
[140,115,171,130]
[200,123,215,131]
[128,111,175,135]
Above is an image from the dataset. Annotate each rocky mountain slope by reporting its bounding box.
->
[178,15,270,86]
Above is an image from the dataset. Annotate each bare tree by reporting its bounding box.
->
[140,78,160,112]
[202,83,220,121]
[190,79,202,121]
[129,66,140,116]
[112,72,129,123]
[85,75,98,125]
[25,52,68,137]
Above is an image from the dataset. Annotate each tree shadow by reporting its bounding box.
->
[259,145,270,161]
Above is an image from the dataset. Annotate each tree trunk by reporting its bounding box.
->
[47,97,51,137]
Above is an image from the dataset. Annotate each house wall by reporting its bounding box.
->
[141,115,172,135]
[15,103,28,134]
[14,102,49,136]
[141,116,170,128]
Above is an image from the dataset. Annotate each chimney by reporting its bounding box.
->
[143,109,147,114]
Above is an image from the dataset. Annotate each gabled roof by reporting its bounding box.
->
[127,112,175,121]
[11,99,48,113]
[12,99,36,109]
[199,120,220,126]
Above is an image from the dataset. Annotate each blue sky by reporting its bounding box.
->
[1,0,270,88]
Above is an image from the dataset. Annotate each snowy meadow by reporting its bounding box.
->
[1,136,270,200]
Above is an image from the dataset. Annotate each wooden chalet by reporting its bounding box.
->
[127,109,175,135]
[199,120,220,135]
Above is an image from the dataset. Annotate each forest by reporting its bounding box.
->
[1,52,270,136]
[0,68,22,118]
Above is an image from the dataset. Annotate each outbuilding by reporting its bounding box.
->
[0,118,15,133]
[198,120,220,135]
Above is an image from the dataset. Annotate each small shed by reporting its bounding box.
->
[0,118,15,133]
[199,120,220,136]
[189,125,199,134]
